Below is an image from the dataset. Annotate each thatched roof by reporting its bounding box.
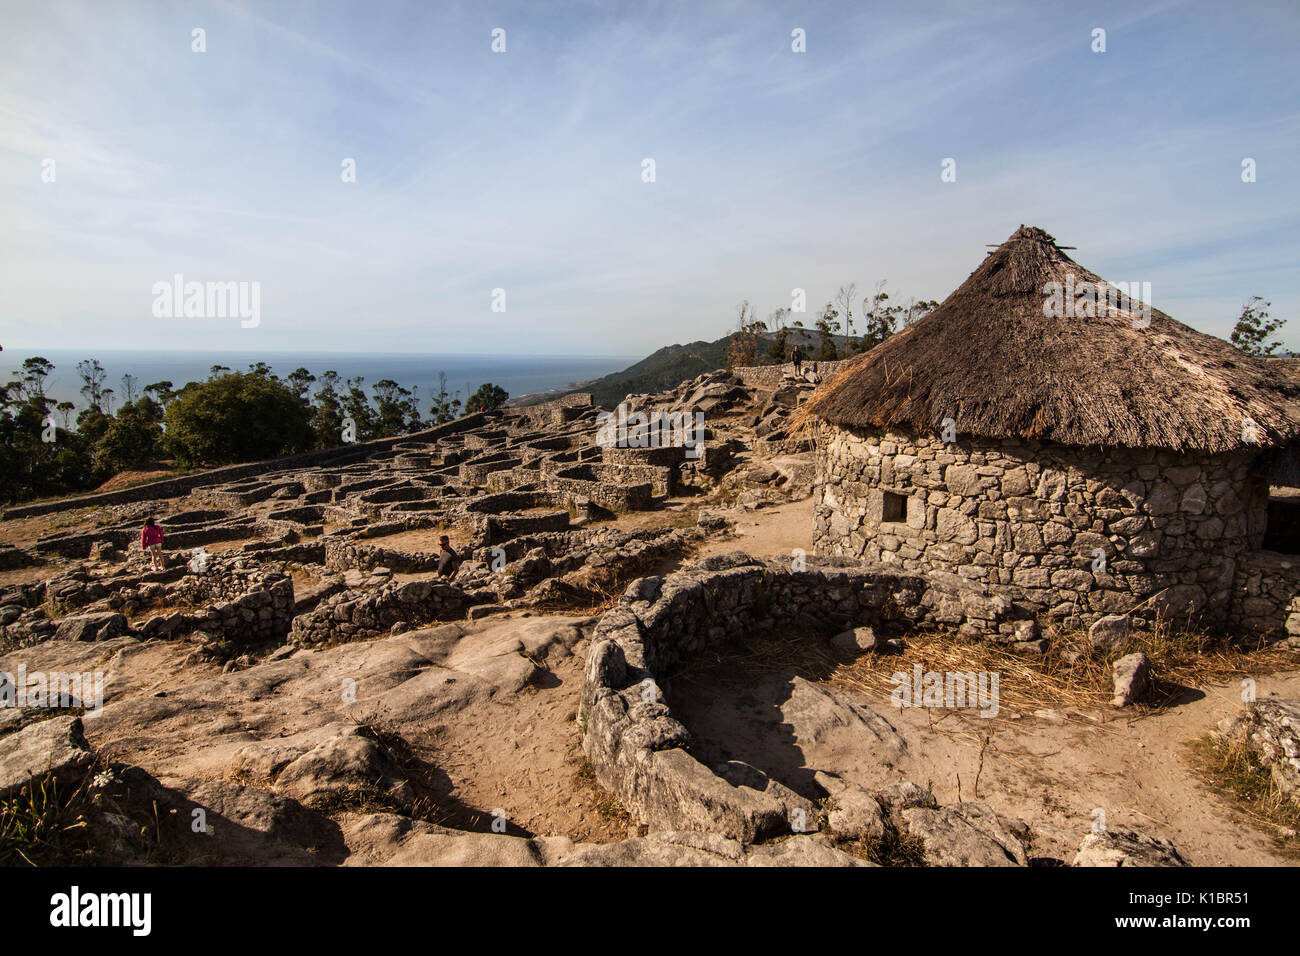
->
[803,226,1300,453]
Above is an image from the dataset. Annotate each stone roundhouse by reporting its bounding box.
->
[806,227,1300,634]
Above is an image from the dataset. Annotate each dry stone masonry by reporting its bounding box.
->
[580,553,1017,841]
[814,424,1286,632]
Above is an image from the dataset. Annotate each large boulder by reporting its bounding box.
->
[899,802,1027,866]
[815,773,887,841]
[1073,827,1187,867]
[0,716,94,798]
[1112,653,1151,708]
[874,780,938,814]
[831,626,879,656]
[54,612,128,643]
[1088,614,1132,655]
[781,677,907,766]
[274,731,410,806]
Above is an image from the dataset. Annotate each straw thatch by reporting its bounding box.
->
[802,226,1300,453]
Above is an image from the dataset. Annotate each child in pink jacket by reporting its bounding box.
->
[141,518,165,571]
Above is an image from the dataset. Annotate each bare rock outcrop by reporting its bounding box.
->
[1072,827,1188,867]
[0,715,94,798]
[898,802,1028,867]
[340,815,869,867]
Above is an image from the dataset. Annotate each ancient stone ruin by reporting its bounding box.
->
[1,257,1296,866]
[806,227,1300,640]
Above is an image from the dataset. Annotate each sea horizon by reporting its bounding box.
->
[0,349,641,411]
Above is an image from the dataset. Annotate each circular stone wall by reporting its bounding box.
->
[579,552,1014,840]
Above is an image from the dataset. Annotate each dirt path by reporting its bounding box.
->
[868,669,1300,865]
[695,497,813,562]
[669,646,1299,865]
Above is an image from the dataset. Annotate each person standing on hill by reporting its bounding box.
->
[141,517,165,571]
[790,344,803,376]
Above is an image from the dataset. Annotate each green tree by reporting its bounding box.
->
[75,406,113,446]
[429,371,463,425]
[287,367,316,399]
[310,371,346,447]
[372,379,421,437]
[163,371,313,466]
[17,357,54,408]
[341,376,378,441]
[902,296,940,327]
[77,359,109,412]
[815,303,841,360]
[145,381,176,406]
[94,400,162,472]
[1230,297,1287,356]
[464,382,508,414]
[0,362,97,503]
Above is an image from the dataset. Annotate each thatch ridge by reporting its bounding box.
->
[801,226,1300,453]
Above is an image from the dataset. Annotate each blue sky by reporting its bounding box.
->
[1,0,1297,355]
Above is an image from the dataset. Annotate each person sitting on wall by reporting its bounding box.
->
[437,535,462,581]
[790,344,803,375]
[141,517,165,571]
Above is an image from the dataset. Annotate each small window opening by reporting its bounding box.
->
[882,491,907,523]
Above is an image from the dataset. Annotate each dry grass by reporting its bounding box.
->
[571,755,633,829]
[305,785,446,826]
[528,540,696,618]
[1185,733,1300,858]
[674,619,1298,724]
[846,824,929,866]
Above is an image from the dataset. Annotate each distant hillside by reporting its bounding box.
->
[549,328,846,408]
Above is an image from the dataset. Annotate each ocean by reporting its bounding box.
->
[0,350,638,411]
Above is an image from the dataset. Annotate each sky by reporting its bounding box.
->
[1,0,1297,356]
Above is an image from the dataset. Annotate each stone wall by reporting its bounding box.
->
[141,575,295,644]
[580,553,1015,840]
[731,358,855,390]
[460,453,522,485]
[1231,550,1300,641]
[324,539,443,574]
[0,561,295,648]
[478,511,571,546]
[0,545,37,571]
[485,465,541,492]
[548,467,653,513]
[1,413,489,520]
[289,578,494,646]
[600,463,675,497]
[813,424,1270,628]
[510,393,594,428]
